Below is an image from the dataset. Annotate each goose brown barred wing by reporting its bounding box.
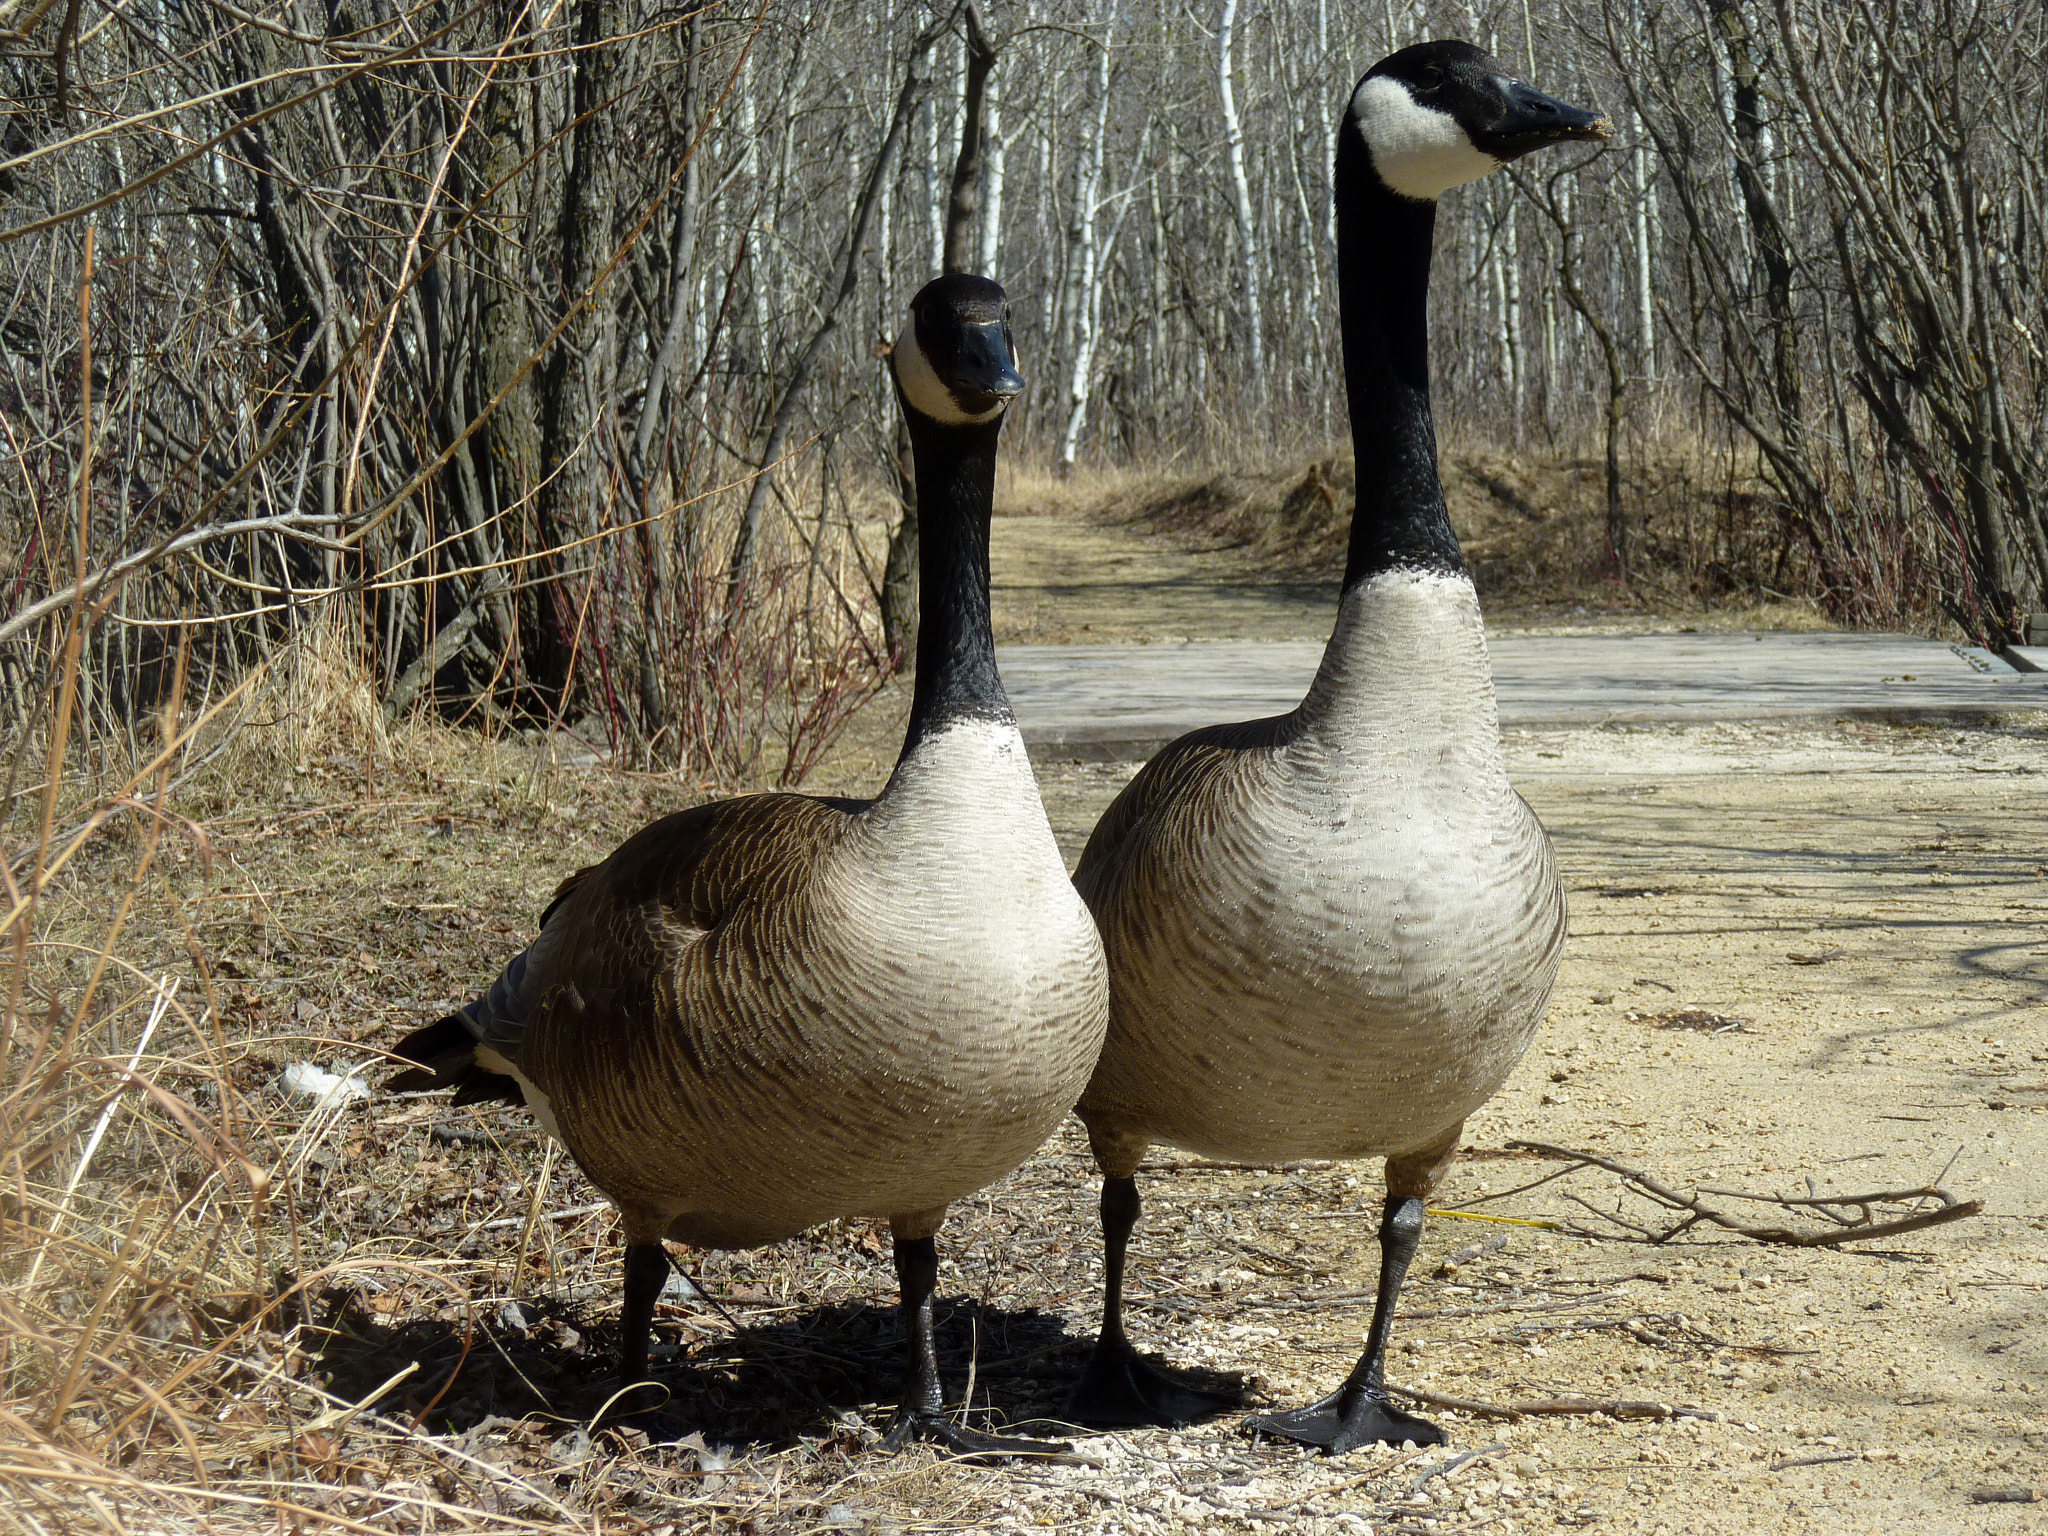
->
[1072,716,1289,903]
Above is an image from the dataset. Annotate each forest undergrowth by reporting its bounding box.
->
[1067,435,1950,635]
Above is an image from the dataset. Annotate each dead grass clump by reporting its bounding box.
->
[199,610,392,800]
[0,611,716,1531]
[995,460,1162,523]
[1060,438,1947,633]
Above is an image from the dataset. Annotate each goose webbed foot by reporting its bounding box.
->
[1242,1192,1446,1454]
[882,1231,1074,1461]
[1065,1335,1240,1428]
[1245,1387,1445,1455]
[880,1408,1073,1461]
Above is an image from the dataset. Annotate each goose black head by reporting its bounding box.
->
[1347,39,1609,202]
[892,273,1025,428]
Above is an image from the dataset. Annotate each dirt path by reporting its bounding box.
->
[990,509,1337,644]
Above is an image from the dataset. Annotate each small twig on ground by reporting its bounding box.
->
[1450,1234,1510,1265]
[1428,1210,1565,1230]
[1247,1448,1439,1517]
[1228,1236,1329,1276]
[1509,1142,1983,1247]
[1772,1453,1861,1471]
[1412,1443,1505,1492]
[1402,1291,1627,1322]
[476,1201,610,1232]
[1437,1161,1588,1210]
[1389,1384,1717,1422]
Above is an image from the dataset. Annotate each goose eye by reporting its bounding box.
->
[1418,65,1444,87]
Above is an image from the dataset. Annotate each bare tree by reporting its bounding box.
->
[1218,0,1266,408]
[8,0,2046,781]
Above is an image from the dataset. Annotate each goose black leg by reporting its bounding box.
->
[879,1235,1071,1459]
[1065,1175,1240,1428]
[620,1241,671,1386]
[594,1240,678,1430]
[1245,1195,1444,1453]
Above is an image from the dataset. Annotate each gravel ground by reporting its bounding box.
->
[241,713,2043,1535]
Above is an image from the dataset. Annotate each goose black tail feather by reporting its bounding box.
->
[385,1012,525,1107]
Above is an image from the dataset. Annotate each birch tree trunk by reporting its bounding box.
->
[1630,97,1657,372]
[978,90,1007,275]
[1058,27,1114,472]
[1504,202,1527,440]
[887,0,997,656]
[1219,0,1266,405]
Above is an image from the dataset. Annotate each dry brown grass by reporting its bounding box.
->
[0,598,927,1534]
[1039,436,1940,636]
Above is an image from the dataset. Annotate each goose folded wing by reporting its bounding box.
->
[388,793,860,1097]
[1073,719,1281,903]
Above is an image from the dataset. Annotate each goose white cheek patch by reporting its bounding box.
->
[893,307,1006,426]
[1352,75,1502,200]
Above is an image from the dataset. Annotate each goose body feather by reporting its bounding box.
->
[1076,571,1564,1169]
[428,718,1104,1251]
[1062,45,1601,1451]
[391,276,1110,1457]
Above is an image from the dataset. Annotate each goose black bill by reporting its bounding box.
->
[935,319,1025,415]
[1473,78,1610,159]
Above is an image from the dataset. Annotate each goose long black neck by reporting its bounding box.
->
[901,411,1012,748]
[1335,127,1467,589]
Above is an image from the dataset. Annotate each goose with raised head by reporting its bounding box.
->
[390,273,1109,1458]
[1062,42,1605,1455]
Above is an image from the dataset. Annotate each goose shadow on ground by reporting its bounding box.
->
[302,1283,1237,1450]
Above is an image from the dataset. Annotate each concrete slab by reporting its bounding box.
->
[999,631,2048,759]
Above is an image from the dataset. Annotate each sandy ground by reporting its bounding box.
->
[996,717,2048,1536]
[99,508,2044,1534]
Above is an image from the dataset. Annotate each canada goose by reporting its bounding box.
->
[390,273,1109,1458]
[1062,42,1604,1454]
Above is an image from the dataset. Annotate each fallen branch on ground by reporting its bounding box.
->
[1389,1384,1718,1422]
[1506,1142,1982,1247]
